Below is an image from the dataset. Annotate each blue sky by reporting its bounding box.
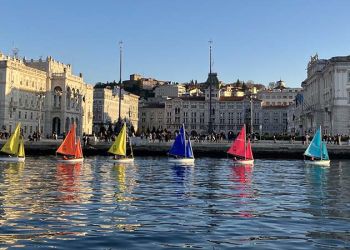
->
[1,0,350,87]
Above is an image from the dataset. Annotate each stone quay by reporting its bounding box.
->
[1,138,350,159]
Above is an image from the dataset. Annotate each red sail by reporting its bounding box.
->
[74,138,83,158]
[56,124,76,156]
[227,126,246,158]
[245,139,254,160]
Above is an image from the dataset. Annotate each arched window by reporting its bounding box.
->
[66,87,71,110]
[54,86,63,108]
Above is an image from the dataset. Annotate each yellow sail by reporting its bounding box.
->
[18,138,25,158]
[108,123,126,156]
[1,123,21,156]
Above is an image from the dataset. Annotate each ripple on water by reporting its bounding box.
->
[0,157,349,249]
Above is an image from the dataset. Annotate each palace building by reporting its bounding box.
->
[0,52,93,138]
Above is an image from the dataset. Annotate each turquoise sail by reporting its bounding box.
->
[304,128,328,160]
[169,126,186,157]
[321,142,329,160]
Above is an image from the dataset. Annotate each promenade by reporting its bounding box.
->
[1,138,350,159]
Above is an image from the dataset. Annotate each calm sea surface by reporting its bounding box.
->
[0,157,349,249]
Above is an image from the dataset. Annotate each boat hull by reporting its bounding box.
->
[168,158,195,164]
[233,159,254,165]
[110,158,134,163]
[304,160,330,167]
[0,156,25,163]
[57,158,84,163]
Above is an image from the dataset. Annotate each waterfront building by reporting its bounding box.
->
[0,52,93,138]
[92,85,139,133]
[261,106,288,135]
[138,102,165,133]
[300,54,350,135]
[154,83,186,98]
[162,73,262,136]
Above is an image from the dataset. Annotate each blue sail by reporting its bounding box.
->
[169,126,186,157]
[304,128,323,159]
[185,138,194,158]
[321,142,329,160]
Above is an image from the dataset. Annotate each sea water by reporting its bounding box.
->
[0,157,349,249]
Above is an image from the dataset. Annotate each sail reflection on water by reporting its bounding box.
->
[111,163,140,232]
[0,162,25,222]
[111,163,137,203]
[231,164,255,218]
[56,162,93,204]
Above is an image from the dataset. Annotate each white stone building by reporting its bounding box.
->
[301,54,350,135]
[93,86,139,133]
[0,52,93,138]
[138,103,165,133]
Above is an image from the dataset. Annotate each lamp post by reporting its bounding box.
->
[250,94,253,136]
[118,40,123,123]
[37,90,46,139]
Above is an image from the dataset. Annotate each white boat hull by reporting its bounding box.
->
[110,158,134,163]
[57,158,84,163]
[304,160,330,167]
[0,156,25,163]
[233,159,254,165]
[168,158,195,164]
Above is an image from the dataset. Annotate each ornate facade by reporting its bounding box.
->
[0,52,93,137]
[301,54,350,135]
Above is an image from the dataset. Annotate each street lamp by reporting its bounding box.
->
[37,90,46,139]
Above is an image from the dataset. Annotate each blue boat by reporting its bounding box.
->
[168,124,195,164]
[304,127,330,166]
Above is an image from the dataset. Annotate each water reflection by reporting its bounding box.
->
[0,162,25,222]
[231,164,255,218]
[56,163,82,203]
[111,163,137,202]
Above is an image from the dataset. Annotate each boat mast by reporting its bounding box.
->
[118,41,123,123]
[244,124,247,160]
[183,124,187,158]
[320,126,322,160]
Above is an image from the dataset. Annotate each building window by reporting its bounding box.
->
[348,72,350,82]
[18,111,21,119]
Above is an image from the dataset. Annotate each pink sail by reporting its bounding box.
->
[245,139,254,160]
[227,126,246,158]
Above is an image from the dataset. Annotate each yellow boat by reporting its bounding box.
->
[0,123,25,163]
[108,123,134,163]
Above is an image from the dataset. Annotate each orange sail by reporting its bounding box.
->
[74,138,83,159]
[227,125,246,158]
[56,124,76,156]
[245,139,254,160]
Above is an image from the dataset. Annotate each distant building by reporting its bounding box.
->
[154,84,186,98]
[257,80,301,107]
[124,74,170,90]
[163,72,262,136]
[0,52,93,137]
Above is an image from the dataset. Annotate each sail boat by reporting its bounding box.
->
[227,124,254,165]
[56,123,84,163]
[304,126,330,166]
[108,123,134,163]
[168,124,195,164]
[0,123,25,162]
